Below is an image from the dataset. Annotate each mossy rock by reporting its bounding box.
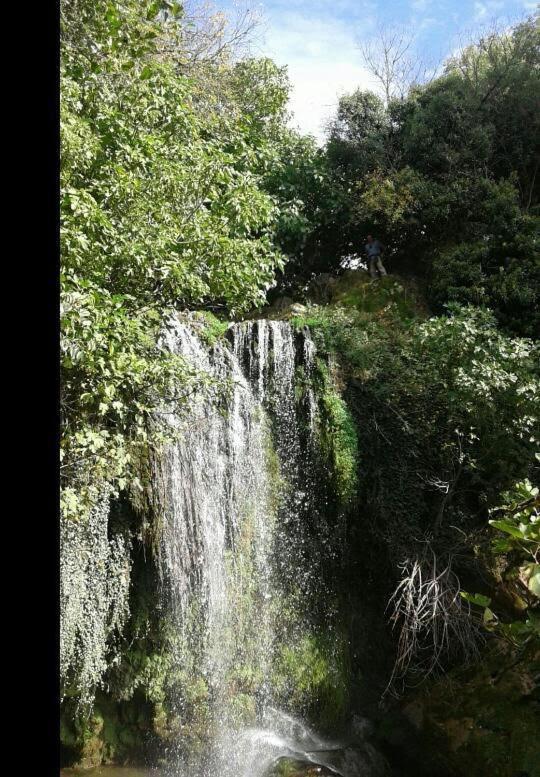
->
[193,310,230,346]
[269,757,336,776]
[75,711,105,769]
[272,628,351,733]
[227,692,257,726]
[384,641,540,777]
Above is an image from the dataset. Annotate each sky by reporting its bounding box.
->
[217,0,537,142]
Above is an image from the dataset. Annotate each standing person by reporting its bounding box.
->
[365,234,387,279]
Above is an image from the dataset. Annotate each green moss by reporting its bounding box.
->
[310,359,358,505]
[272,627,351,733]
[74,710,105,769]
[227,692,258,726]
[321,386,358,505]
[259,418,285,531]
[195,311,230,346]
[294,364,307,402]
[290,272,427,387]
[292,306,380,380]
[332,272,426,322]
[292,272,426,335]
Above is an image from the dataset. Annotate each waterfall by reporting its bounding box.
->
[151,315,383,777]
[154,319,277,717]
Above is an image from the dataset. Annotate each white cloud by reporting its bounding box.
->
[473,0,504,21]
[259,10,378,142]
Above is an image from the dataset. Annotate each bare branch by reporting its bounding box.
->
[357,22,434,104]
[156,0,264,71]
[383,545,483,700]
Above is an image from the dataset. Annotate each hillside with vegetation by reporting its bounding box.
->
[60,2,539,775]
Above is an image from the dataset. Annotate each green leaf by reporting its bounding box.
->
[489,519,526,539]
[522,564,540,598]
[460,591,491,608]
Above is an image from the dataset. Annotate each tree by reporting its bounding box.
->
[314,13,540,332]
[60,0,297,521]
[446,16,540,210]
[326,90,388,174]
[358,23,431,105]
[169,0,262,68]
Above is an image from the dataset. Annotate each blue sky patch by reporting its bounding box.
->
[214,0,535,140]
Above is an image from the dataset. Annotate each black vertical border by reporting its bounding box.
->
[51,0,61,773]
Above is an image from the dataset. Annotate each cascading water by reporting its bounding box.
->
[151,315,386,777]
[154,320,276,736]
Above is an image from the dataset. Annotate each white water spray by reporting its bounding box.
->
[152,316,386,777]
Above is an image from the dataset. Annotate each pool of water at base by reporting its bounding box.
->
[61,770,161,777]
[60,768,334,777]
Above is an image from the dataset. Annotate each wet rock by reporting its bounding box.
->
[255,298,309,320]
[272,295,295,312]
[350,715,375,739]
[401,700,424,731]
[270,746,390,777]
[270,757,338,776]
[379,641,540,777]
[307,273,338,304]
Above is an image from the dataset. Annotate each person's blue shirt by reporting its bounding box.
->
[365,239,383,257]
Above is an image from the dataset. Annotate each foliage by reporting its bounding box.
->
[60,493,132,708]
[194,311,230,347]
[60,0,308,523]
[311,359,359,505]
[320,384,359,505]
[60,276,206,519]
[490,481,540,569]
[60,0,540,747]
[263,130,346,284]
[291,277,423,382]
[313,14,540,338]
[301,299,539,546]
[264,135,324,259]
[443,18,540,207]
[404,635,540,777]
[462,480,540,645]
[326,90,389,175]
[305,292,539,687]
[430,214,540,338]
[368,306,538,541]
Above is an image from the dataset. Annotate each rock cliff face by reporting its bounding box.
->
[61,278,539,776]
[397,642,539,777]
[61,314,375,774]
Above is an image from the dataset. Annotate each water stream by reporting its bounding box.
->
[149,317,383,777]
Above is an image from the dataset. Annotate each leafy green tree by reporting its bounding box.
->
[326,90,389,175]
[430,214,540,338]
[316,15,539,338]
[445,17,540,210]
[351,305,539,550]
[263,131,347,282]
[60,0,299,519]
